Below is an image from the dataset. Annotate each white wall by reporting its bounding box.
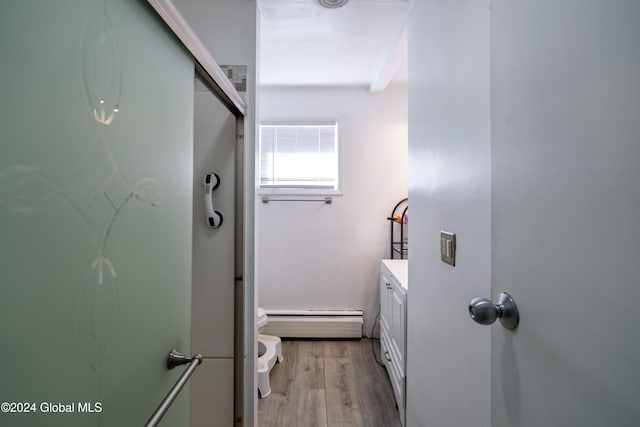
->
[406,1,491,426]
[257,85,408,337]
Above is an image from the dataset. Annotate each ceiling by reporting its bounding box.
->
[258,0,410,90]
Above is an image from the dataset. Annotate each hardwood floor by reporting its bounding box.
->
[258,339,402,427]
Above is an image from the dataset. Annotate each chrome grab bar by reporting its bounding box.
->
[145,350,203,427]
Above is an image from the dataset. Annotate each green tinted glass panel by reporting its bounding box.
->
[0,1,193,425]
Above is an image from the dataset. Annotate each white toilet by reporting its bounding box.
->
[257,307,283,398]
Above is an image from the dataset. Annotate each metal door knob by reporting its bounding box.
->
[468,292,519,330]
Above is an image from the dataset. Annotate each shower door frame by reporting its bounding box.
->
[146,1,251,425]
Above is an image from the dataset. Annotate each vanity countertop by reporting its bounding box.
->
[381,259,408,290]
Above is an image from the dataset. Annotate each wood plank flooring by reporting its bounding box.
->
[258,339,402,427]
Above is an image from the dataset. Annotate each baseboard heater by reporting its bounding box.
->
[261,310,363,338]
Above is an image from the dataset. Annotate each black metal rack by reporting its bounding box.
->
[387,198,408,259]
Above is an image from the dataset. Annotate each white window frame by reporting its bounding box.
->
[258,121,343,197]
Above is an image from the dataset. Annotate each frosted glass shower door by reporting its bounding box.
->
[0,1,194,426]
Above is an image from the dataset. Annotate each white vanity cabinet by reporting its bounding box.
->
[380,259,408,425]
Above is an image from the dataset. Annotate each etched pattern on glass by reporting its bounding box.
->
[82,2,120,126]
[0,0,171,384]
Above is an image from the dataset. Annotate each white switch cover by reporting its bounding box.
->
[440,231,456,266]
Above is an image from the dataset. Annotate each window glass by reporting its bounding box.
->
[259,123,339,191]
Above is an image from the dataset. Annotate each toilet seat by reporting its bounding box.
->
[257,307,268,330]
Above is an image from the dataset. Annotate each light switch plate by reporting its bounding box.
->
[440,231,456,266]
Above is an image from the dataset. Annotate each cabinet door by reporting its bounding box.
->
[380,266,392,334]
[389,281,406,376]
[387,340,404,408]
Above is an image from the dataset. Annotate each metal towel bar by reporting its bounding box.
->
[145,350,203,427]
[262,196,332,204]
